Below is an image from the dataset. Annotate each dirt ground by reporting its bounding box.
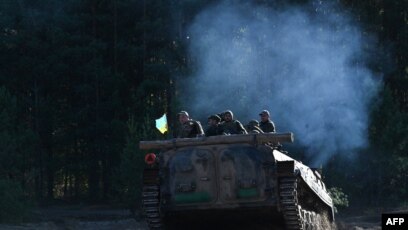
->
[0,206,148,230]
[0,206,385,230]
[336,214,381,230]
[336,208,408,230]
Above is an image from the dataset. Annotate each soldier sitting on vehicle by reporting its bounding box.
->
[259,110,276,133]
[220,110,247,135]
[177,111,204,138]
[217,111,226,122]
[245,119,264,134]
[205,114,222,137]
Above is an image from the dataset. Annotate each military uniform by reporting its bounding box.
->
[259,120,275,133]
[220,120,247,135]
[245,120,264,134]
[205,125,221,136]
[219,110,247,135]
[178,120,204,138]
[205,114,222,137]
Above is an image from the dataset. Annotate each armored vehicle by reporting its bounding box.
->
[140,133,335,229]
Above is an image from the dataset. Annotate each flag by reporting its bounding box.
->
[155,113,168,134]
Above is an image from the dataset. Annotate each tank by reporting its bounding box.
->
[140,133,335,229]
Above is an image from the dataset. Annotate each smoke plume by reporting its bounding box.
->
[180,0,381,165]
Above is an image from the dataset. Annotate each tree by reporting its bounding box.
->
[0,87,35,222]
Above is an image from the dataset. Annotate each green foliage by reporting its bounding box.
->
[1,0,181,202]
[0,87,18,177]
[0,179,30,223]
[328,187,349,211]
[111,115,160,208]
[369,87,408,154]
[0,87,36,223]
[0,87,39,195]
[365,87,408,206]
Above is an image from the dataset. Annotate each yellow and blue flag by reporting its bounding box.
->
[155,113,168,134]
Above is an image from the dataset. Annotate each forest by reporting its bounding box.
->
[0,0,407,222]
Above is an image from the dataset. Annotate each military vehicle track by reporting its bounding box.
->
[142,168,162,229]
[279,176,332,230]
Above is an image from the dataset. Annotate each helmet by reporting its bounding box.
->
[223,110,233,119]
[259,110,270,116]
[178,111,189,117]
[248,119,259,126]
[208,114,221,122]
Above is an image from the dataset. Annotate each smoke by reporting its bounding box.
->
[180,0,381,165]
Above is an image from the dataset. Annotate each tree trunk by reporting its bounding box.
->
[46,146,54,200]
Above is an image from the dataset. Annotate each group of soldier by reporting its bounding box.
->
[176,110,276,138]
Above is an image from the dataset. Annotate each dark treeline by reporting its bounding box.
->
[0,0,190,209]
[0,0,407,222]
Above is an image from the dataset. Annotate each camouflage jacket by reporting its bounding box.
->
[205,124,222,137]
[177,120,204,138]
[245,125,264,134]
[220,120,248,135]
[259,120,275,133]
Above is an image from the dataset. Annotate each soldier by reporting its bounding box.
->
[220,110,247,135]
[217,111,226,122]
[177,111,204,138]
[245,119,264,134]
[259,110,276,133]
[205,114,222,137]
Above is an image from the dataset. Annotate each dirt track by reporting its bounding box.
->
[336,215,381,230]
[0,206,147,230]
[0,206,384,230]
